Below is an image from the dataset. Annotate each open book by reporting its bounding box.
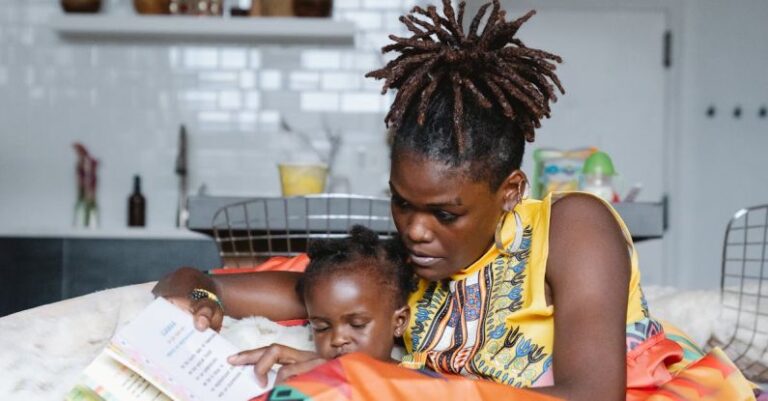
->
[66,297,275,401]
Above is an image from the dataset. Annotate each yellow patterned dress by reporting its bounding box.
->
[401,193,758,401]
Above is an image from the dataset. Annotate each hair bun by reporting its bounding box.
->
[366,0,564,149]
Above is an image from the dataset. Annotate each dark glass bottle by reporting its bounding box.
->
[128,175,146,227]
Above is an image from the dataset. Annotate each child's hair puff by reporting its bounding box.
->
[297,225,413,307]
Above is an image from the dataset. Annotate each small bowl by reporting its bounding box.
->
[294,0,333,17]
[61,0,102,13]
[134,0,170,14]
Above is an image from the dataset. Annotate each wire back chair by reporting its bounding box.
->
[211,194,396,268]
[711,204,768,382]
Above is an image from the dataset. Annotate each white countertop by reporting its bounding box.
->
[0,226,212,240]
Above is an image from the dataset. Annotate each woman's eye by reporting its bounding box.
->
[434,210,458,223]
[312,325,329,333]
[391,196,409,209]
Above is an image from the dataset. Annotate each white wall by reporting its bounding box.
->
[672,0,768,288]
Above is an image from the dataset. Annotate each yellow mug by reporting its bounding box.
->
[277,163,328,196]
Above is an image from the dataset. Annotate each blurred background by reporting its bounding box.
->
[1,0,767,314]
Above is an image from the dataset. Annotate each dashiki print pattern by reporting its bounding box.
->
[401,193,759,400]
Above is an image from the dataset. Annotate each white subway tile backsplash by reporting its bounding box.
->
[354,53,381,70]
[245,91,261,110]
[198,111,232,123]
[384,11,405,29]
[301,92,340,112]
[322,72,360,90]
[238,111,258,124]
[168,46,181,68]
[289,71,321,90]
[335,0,361,9]
[259,110,281,128]
[239,71,257,89]
[184,48,219,69]
[28,86,45,100]
[341,92,384,113]
[218,90,242,110]
[339,11,383,30]
[260,70,283,90]
[1,0,416,229]
[362,0,399,10]
[220,49,248,69]
[198,71,239,86]
[249,50,262,68]
[301,50,342,70]
[181,90,218,103]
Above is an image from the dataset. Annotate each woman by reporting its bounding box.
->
[154,1,758,400]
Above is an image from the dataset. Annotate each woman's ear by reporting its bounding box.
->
[392,306,411,338]
[498,170,529,211]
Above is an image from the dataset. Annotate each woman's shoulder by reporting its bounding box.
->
[549,193,626,238]
[547,193,630,277]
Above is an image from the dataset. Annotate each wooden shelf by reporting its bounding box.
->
[50,14,356,46]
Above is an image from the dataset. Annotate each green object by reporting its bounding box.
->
[582,151,616,176]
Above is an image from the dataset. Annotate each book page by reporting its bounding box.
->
[67,351,173,401]
[111,298,274,401]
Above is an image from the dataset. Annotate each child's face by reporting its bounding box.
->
[304,270,409,361]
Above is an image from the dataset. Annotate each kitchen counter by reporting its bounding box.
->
[187,195,666,242]
[0,227,211,240]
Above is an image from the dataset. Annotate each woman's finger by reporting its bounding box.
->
[191,300,217,331]
[209,301,224,331]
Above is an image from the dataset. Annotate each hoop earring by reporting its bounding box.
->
[495,209,524,256]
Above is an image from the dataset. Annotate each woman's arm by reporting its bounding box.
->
[152,267,306,329]
[533,194,631,401]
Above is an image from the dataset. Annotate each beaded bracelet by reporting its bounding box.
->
[189,288,224,310]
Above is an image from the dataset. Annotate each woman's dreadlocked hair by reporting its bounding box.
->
[366,0,564,189]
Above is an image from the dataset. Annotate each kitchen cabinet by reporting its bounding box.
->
[0,230,219,317]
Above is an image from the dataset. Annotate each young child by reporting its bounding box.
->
[227,225,412,386]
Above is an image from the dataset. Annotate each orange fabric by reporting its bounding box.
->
[627,335,684,388]
[208,254,310,275]
[626,348,756,401]
[252,353,562,401]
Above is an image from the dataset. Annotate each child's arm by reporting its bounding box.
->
[228,344,325,386]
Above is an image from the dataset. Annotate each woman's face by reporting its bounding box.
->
[389,152,514,281]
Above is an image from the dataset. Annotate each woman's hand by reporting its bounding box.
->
[167,296,225,332]
[153,267,224,331]
[228,344,326,387]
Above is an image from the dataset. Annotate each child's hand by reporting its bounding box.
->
[228,344,325,387]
